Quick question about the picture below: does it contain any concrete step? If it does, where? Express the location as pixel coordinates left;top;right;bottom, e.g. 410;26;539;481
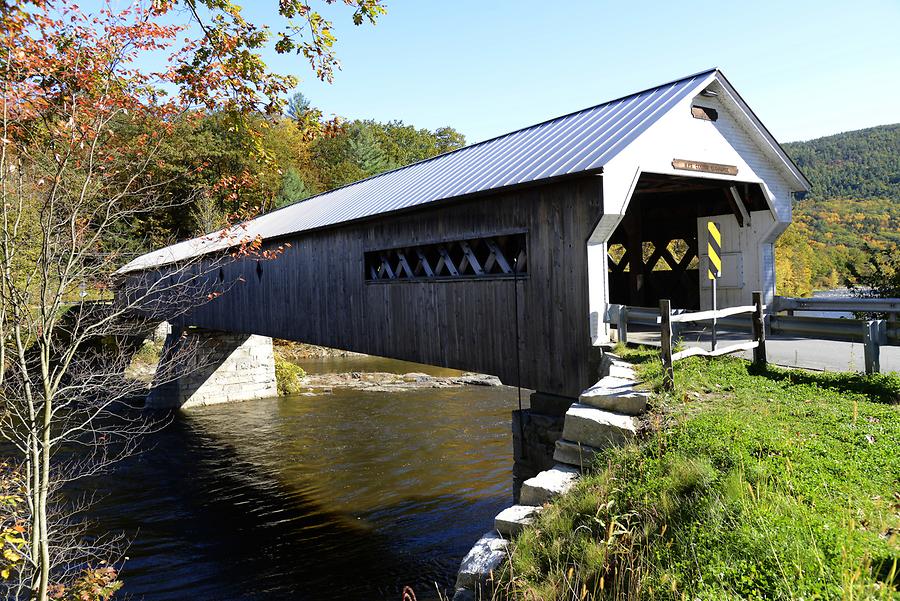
553;439;602;468
494;504;542;536
519;464;579;506
562;403;637;449
579;376;649;415
454;530;509;593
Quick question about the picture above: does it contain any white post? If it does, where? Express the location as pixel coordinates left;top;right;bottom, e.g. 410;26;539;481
711;277;718;351
587;242;610;344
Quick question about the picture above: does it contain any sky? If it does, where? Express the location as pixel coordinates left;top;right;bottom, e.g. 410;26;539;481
236;0;900;145
94;0;900;145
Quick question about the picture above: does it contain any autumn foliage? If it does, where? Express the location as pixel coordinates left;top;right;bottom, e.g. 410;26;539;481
0;2;385;600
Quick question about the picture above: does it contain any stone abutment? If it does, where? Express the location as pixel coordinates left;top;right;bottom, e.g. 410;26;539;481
146;326;277;409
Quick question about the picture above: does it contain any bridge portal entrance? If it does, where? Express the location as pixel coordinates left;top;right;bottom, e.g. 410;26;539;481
606;173;771;311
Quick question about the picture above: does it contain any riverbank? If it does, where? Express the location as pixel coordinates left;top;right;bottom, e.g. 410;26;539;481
127;337;501;394
497;346;900;599
294;371;501;394
275;340;368;360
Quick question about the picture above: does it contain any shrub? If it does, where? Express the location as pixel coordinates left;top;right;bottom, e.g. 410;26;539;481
274;356;306;396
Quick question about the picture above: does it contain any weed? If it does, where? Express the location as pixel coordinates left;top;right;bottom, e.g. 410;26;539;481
274;355;306;396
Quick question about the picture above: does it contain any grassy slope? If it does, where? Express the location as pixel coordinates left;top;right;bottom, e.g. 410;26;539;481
500;349;900;600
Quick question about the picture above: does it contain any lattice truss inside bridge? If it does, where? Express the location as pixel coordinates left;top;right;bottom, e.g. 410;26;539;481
365;233;528;281
607;239;699;275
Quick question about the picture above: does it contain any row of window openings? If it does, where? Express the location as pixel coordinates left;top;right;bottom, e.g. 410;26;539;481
221;237;692;281
212;236;527;284
366;234;528;281
226;238;694;281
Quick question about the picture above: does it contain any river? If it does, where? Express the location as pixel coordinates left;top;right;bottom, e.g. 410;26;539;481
82;356;517;600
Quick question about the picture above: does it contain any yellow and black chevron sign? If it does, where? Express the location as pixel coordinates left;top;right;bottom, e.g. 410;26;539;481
707;221;722;280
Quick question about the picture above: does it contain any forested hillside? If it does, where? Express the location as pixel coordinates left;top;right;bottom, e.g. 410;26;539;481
775;124;899;296
130;93;465;251
784;124;900;200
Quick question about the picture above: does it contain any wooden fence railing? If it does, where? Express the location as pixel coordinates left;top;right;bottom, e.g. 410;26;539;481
607;293;900;379
658;291;766;390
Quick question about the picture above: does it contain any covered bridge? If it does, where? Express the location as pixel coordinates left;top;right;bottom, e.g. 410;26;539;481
120;68;810;403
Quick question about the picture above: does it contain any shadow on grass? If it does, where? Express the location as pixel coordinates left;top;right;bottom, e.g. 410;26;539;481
747;363;900;405
615;344;658;366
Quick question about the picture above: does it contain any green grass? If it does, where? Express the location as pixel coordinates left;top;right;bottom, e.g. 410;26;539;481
499;348;900;600
131;340;162;365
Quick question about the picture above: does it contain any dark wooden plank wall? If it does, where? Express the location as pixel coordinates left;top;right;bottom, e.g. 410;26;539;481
166;176;604;398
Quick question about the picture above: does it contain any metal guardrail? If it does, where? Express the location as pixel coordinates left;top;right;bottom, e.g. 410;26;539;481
770;315;869;343
774;296;900;315
606;294;899;375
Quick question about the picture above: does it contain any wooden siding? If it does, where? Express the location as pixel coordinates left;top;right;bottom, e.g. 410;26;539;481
158;177;604;398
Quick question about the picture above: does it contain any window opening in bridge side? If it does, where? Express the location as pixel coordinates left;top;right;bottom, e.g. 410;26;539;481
365;233;527;282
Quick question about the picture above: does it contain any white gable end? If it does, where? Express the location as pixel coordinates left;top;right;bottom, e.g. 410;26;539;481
602;75;803;225
588;73;808;340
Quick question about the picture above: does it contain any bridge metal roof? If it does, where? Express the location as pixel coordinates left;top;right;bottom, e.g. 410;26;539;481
121;69;725;273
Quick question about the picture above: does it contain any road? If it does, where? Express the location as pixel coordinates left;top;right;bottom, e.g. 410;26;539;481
625;328;900;374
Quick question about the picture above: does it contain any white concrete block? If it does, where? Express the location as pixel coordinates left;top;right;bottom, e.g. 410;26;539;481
519;464;579;506
454;531;508;591
494;504;542;537
562;404;636;449
553;439;601;468
579;376;649;415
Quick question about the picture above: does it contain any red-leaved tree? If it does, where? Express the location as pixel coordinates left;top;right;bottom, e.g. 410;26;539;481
0;2;385;599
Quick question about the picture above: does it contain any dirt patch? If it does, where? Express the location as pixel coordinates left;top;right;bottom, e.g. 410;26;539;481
274;340;366;360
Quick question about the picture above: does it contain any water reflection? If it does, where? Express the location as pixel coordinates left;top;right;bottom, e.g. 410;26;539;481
86;359;516;600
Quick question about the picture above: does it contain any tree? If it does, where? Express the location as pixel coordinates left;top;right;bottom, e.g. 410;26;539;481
130;106;465;242
307;119;466;191
434;126;467;155
775;224;816;297
784;125;900;202
0;2;384;600
275;167;313;207
359;119;466;168
349;124;393;175
285;92;343;141
847;243;900;302
140;112;287;242
190;191;228;235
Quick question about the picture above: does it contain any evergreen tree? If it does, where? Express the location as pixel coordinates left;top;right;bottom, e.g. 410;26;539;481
348;125;392;175
276;167;313;207
286;92;314;121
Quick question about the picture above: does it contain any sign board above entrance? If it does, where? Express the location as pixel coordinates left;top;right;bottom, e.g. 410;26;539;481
672;159;739;176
